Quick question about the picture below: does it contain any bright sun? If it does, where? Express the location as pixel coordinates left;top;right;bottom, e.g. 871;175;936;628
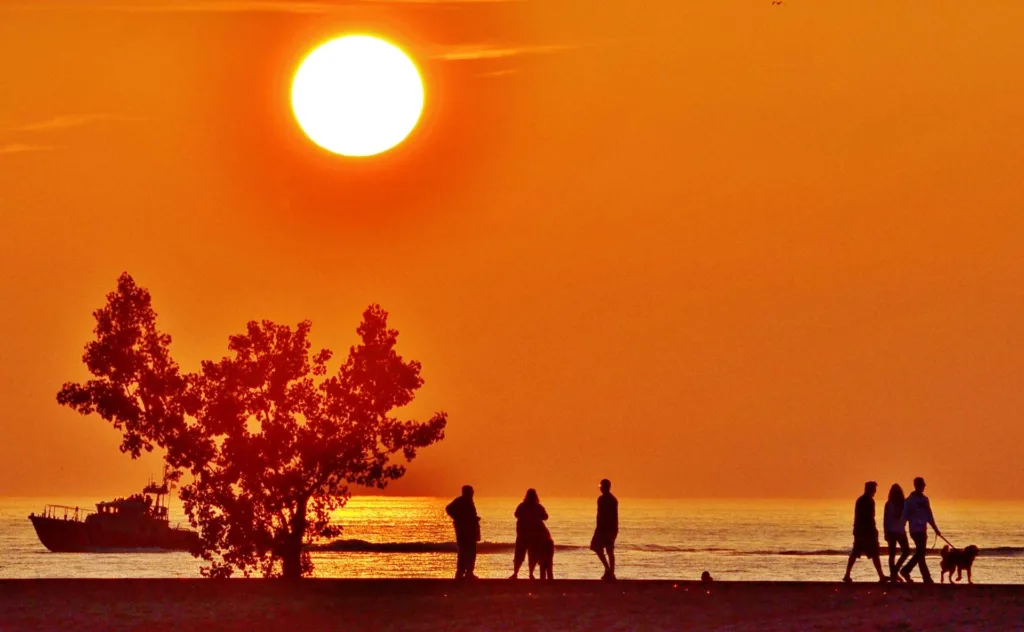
291;35;424;157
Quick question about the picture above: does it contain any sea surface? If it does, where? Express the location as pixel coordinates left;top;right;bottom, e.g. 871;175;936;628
2;496;1022;583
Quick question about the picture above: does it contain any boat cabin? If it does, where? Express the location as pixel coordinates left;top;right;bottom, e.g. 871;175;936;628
94;482;171;521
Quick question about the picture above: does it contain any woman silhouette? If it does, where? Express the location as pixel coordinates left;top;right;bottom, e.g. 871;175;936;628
510;488;548;579
884;483;911;581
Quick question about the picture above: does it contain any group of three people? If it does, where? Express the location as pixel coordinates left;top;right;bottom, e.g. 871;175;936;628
845;476;943;584
445;479;620;580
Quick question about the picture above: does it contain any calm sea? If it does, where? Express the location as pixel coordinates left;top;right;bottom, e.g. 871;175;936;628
1;496;1022;583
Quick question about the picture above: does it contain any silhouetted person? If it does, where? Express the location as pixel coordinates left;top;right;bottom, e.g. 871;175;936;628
591;478;618;580
531;523;555;580
843;481;888;583
510;488;548;579
884;483;911;582
446;485;480;580
899;476;942;584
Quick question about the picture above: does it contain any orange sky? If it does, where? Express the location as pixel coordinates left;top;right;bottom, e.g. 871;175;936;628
2;0;1023;500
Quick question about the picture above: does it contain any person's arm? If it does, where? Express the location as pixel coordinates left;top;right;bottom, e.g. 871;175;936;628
926;498;940;536
445;500;456;519
899;500;910;530
514;504;522;519
540;506;549;521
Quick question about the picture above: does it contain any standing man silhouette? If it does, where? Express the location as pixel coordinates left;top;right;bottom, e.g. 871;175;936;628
590;478;619;580
446;485;481;580
843;481;888;583
899;476;942;584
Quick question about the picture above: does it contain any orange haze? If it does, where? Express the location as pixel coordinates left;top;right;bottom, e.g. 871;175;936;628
2;1;1023;500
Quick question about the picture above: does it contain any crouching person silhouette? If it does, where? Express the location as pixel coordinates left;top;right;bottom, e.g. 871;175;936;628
530;523;555;580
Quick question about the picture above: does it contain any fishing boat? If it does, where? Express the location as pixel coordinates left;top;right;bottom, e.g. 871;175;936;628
28;480;198;552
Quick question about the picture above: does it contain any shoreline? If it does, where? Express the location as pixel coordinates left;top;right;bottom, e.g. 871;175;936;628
2;579;1022;631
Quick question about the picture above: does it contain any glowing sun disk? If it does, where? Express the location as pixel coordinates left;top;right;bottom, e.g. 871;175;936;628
291;35;424;157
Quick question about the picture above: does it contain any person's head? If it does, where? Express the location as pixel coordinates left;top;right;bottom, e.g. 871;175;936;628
461;485;474;499
525;488;539;504
864;481;878;497
913;477;926;493
600;479;612;494
888;483;905;504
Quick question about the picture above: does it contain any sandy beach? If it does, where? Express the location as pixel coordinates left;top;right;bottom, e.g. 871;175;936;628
2;579;1022;631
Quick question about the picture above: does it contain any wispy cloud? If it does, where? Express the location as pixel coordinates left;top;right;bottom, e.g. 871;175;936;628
93;1;342;13
0;0;522;13
478;68;520;79
434;43;576;62
10;114;117;134
0;143;53;156
0;0;522;12
0;113;134;158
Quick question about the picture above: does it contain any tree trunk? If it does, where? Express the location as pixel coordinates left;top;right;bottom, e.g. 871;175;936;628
281;538;303;580
281;498;309;580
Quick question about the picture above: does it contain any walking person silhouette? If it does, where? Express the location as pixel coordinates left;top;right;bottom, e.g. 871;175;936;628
883;483;912;582
843;481;889;583
446;485;481;580
590;479;618;580
899;476;942;584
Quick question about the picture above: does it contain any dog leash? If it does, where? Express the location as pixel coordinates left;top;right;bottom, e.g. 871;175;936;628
933;532;955;550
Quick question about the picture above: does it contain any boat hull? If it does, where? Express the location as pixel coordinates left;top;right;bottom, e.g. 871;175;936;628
29;515;198;553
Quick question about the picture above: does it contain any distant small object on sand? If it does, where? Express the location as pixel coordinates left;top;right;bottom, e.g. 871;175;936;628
701;571;714;583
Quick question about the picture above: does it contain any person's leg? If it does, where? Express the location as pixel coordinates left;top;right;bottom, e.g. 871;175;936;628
466;541;477;578
545;540;555;580
511;537;526;578
607;547;616;578
910;532;932;583
886;535;897;578
528;543;537;579
592;531;610;577
871;554;887;580
596;548;610;577
902;536;921;580
844;552;857;581
455;543;466;579
895;534;911;575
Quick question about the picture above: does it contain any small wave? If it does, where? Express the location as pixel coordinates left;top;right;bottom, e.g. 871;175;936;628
310;540;1024;558
309;540;588;554
749;546;1024;558
630;545;735;554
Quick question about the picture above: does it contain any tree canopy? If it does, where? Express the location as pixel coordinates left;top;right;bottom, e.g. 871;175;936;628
58;273;447;578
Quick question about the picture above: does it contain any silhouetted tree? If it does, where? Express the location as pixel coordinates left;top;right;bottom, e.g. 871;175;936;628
58;273;447;578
